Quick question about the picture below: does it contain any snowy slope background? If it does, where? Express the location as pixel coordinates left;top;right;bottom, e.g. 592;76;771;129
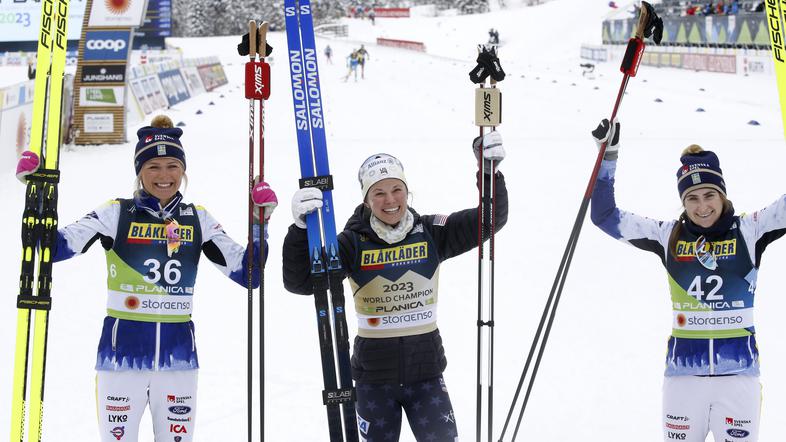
1;0;785;440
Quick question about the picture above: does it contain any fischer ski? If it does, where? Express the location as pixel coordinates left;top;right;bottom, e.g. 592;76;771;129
10;0;70;441
283;1;358;441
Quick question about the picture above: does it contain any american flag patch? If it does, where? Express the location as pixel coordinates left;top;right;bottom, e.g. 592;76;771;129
433;214;448;226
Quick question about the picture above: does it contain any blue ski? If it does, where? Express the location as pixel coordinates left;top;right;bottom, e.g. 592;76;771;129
283;1;358;441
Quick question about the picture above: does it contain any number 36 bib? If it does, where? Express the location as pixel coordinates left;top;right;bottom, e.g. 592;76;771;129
105;199;202;323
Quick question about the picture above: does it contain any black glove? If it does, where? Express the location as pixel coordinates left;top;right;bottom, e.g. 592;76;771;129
469;46;505;83
591;119;621;161
237;31;273;57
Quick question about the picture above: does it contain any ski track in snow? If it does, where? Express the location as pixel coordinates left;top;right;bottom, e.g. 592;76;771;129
1;0;784;440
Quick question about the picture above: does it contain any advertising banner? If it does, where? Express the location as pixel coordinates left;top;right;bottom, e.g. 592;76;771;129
0;0;87;42
83;113;114;133
84;30;131;61
88;0;146;27
81;65;127;83
79;86;125;107
180;66;206;96
196;63;228;91
158;69;190;106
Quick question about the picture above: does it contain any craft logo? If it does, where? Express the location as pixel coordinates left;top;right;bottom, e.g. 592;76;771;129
127;223;194;244
361;242;428;270
675;239;736;261
105;0;132;14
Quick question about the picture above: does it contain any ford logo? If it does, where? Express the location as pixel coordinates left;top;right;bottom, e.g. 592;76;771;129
168;406;191;415
726;429;750;438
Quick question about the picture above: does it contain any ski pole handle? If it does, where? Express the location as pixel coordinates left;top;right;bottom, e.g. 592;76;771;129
249;20;257;60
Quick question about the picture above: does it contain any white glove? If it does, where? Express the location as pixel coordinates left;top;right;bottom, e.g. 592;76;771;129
591;118;620;161
291;187;323;229
473;131;506;171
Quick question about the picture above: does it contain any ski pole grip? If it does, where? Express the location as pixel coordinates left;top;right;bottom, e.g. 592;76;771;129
620;37;645;77
299;174;334;191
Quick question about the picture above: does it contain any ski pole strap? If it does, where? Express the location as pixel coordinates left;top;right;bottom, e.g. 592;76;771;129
28;168;61;183
322;387;355;405
477;319;495;327
299;174;334;191
17;295;52;310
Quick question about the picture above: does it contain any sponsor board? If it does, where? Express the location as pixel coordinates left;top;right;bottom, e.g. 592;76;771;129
84;30;131;61
0;0;86;42
80;86;125;107
157;69;191;106
88;0;146;27
82;65;127;83
180;66;206;96
84;113;114;133
377;38;426;52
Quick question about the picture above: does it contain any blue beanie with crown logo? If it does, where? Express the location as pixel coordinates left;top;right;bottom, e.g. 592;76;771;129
676;150;726;200
134;126;186;175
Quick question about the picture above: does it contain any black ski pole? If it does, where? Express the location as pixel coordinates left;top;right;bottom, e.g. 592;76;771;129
245;19;257;442
470;45;505;442
258;21;269;442
497;4;662;441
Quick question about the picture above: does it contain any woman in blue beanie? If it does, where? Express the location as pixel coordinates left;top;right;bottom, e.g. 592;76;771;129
590;118;775;442
16;114;278;442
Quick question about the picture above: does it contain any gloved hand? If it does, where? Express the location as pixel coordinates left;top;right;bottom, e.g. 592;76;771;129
591;118;621;161
291;187;323;229
16;150;40;183
252;177;277;222
473;131;506;172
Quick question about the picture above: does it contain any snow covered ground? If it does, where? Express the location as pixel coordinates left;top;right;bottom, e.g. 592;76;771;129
1;0;785;440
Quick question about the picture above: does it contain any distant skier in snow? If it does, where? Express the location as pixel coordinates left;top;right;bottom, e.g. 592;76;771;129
324;44;333;64
356;44;370;79
590;119;773;442
488;28;500;45
344;50;360;82
282;133;508;441
15;114;279;442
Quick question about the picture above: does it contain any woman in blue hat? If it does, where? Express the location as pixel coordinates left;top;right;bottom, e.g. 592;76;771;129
590;118;776;442
16;114;278;442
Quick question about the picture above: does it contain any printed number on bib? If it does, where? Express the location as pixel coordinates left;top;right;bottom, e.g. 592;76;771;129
143;259;182;284
687;275;723;301
383;282;414;293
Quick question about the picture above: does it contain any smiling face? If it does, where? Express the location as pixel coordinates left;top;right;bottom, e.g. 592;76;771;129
683;187;724;228
139;157;184;205
366;178;408;226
